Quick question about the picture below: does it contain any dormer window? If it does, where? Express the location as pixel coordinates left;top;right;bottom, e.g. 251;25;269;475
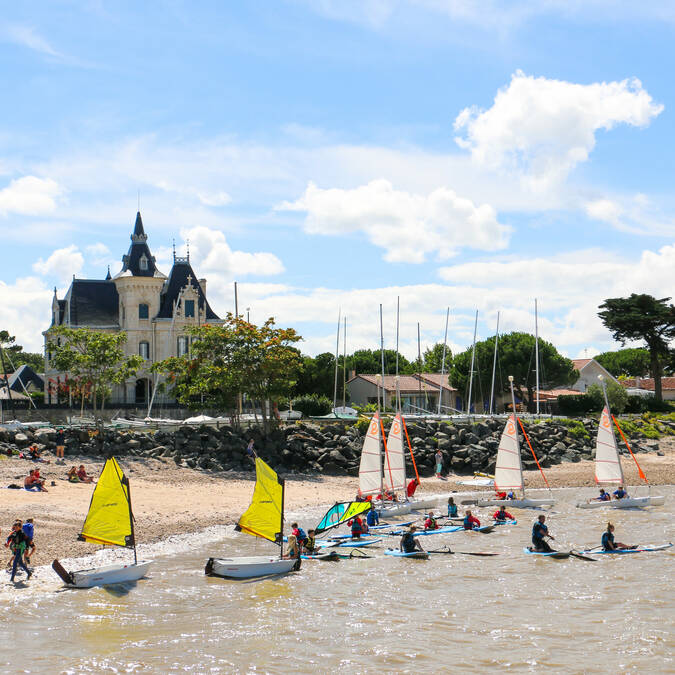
140;255;148;271
185;300;195;318
139;303;149;319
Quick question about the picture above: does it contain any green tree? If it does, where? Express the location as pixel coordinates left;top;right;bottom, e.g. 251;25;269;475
586;381;628;414
349;348;413;376
451;332;576;412
422;343;452;373
594;348;651;378
294;352;336;398
0;331;44;373
598;294;675;401
46;328;144;413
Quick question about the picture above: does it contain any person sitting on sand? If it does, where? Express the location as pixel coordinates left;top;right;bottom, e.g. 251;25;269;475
406;477;420;499
77;465;94;483
400;526;424;554
24;470;47;492
595;489;610;502
28;445;50;464
612;485;629;500
366;507;379;527
447;497;458;518
67;466;80;482
531;515;555;553
493;505;514;522
424;512;439;531
463;510;480;530
601;523;634;552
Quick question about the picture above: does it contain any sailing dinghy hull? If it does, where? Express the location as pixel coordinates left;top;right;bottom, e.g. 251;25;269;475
206;556;297;579
577;495;665;509
477;498;554;508
53;560;152;588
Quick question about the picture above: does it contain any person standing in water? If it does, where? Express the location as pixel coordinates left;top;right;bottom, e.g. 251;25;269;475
601;523;634;551
447;497;458;518
531;515;555;553
366;507;379;527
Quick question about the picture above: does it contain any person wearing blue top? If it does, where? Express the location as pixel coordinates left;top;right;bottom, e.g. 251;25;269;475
366;508;379;526
447;497;458;518
595;489;611;501
613;486;629;500
21;518;35;565
601;523;632;551
531;515;555;553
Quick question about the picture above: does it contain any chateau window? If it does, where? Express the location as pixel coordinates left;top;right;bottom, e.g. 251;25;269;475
139;341;150;359
139;303;149;319
177;336;189;357
140;255;148;271
184;299;195;318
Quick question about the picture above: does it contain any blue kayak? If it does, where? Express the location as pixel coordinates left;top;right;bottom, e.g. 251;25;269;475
466;525;495;534
369;519;415;530
300;551;340;560
493;519;517;526
384;548;429;559
386;525;463;537
523;547;570;559
316;538;382;548
581;543;672;555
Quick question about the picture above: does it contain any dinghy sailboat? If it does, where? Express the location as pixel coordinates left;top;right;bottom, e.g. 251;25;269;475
205;457;300;579
52;457;151;588
478;376;554;508
576;376;665;509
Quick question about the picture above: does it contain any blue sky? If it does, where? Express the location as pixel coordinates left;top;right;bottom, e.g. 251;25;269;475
1;1;674;360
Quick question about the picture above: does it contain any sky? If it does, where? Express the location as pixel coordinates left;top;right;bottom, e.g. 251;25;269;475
1;1;674;361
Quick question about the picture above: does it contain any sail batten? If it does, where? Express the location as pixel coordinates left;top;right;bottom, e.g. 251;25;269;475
315;501;372;534
235;458;284;544
594;406;624;485
384;414;406;492
358;412;384;496
79;457;134;549
494;414;524;492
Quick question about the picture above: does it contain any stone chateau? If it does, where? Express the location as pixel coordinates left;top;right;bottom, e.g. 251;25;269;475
44;212;222;406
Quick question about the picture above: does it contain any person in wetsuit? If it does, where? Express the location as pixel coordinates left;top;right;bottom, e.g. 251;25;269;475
400;526;424;553
595;489;611;501
601;523;633;551
531;515;555;553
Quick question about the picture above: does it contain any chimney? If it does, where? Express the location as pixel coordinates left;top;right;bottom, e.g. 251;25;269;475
199;278;206;294
349;370;356;379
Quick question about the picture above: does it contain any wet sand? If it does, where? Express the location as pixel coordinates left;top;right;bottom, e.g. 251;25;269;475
1;439;672;564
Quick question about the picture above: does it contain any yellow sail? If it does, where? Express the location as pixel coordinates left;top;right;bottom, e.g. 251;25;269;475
79;457;135;548
235;458;284;544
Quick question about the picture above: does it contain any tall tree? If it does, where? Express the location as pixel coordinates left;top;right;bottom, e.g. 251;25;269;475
594;348;651;378
598;294;675;401
294;352;336;398
349;348;412;375
422;343;452;373
0;331;43;373
47;328;144;412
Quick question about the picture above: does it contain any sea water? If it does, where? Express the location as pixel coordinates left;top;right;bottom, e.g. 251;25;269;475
0;487;672;674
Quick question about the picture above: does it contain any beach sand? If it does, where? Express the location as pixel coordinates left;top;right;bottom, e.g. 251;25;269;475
1;439;673;564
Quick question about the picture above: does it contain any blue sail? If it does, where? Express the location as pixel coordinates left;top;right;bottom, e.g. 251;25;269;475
315;501;372;534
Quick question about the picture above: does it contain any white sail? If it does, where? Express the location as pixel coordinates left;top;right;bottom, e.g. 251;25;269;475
359;412;383;496
594;406;624;485
494;414;524;491
384;414;406;492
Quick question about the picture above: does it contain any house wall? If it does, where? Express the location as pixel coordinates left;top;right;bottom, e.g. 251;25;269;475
572;362;617;393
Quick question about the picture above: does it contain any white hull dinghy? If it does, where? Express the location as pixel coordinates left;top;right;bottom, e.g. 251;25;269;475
206;458;300;580
52;457;151;589
477;497;553;509
578;495;665;509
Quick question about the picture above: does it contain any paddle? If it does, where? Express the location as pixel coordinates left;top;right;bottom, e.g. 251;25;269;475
428;546;500;557
569;550;598;562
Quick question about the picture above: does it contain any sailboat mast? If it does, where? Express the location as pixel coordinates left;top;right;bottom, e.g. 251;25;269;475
122;466;138;565
489;311;500;415
535;299;540;415
438;307;449;416
379;304;386;413
333;309;341;414
279;478;285;558
467;310;478;414
376;374;384;498
342;316;347;410
508;375;524;497
395;297;401;412
417;322;422;411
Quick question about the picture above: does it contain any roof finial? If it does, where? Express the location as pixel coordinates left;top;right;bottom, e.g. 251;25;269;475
172;239;176;262
186;238;190;262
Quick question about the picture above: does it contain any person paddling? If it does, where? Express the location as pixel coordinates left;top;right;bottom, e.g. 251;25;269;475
493;505;514;522
424;512;439;531
531;515;555;553
447;497;458;518
601;523;634;551
400;526;424;554
463;510;480;530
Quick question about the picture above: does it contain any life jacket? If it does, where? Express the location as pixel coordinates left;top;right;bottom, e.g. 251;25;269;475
293;527;307;543
401;532;416;553
425;517;437;530
448;504;458;517
305;536;316;551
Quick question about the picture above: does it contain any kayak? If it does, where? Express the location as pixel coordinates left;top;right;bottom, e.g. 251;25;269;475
466;525;495;534
385;525;463;537
384;548;429;559
581;543;673;555
523;547;570;559
329;533;381;540
369;519;415;530
316;538;382;548
493;519;517;526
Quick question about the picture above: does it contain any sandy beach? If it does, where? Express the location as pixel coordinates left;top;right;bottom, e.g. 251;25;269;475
1;439;673;564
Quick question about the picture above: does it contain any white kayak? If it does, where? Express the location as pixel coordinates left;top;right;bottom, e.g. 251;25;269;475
52;559;152;588
477;498;554;508
577;495;665;509
205;556;298;579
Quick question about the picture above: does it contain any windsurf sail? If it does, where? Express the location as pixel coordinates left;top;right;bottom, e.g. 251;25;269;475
494;414;524;492
235;457;284;544
358;412;383;496
79;457;134;548
315;501;373;534
384;414;406;492
595;407;624;485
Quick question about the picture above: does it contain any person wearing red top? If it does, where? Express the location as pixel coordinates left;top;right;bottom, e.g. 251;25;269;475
495;491;507;500
424;513;439;530
492;506;514;521
406;478;419;498
463;510;480;530
77;465;94;483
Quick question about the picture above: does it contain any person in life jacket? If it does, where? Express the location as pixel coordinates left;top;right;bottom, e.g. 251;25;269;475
349;515;364;539
531;515;555;552
601;523;633;551
400;526;424;554
291;523;307;547
506;491;515;500
463;510;481;530
303;529;319;555
612;486;629;500
366;508;379;527
595;489;611;501
424;513;439;530
447;497;458;518
493;506;514;521
406;478;420;499
8;522;31;582
495;491;507;500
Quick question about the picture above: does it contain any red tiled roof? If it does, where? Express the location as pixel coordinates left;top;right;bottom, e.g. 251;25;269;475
416;372;456;391
535;388;582;400
571;358;592;370
621;377;675;391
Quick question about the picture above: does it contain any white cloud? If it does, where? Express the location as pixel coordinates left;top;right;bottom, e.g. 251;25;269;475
0;276;54;352
4;24;63;58
277;179;511;262
585;194;675;236
33;245;84;284
585;199;623;226
180;226;285;278
454;72;663;188
0;176;62;216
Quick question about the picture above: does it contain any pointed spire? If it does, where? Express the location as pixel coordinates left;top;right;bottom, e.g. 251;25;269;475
131;211;147;242
105;265;111;280
172;239;176;262
186;238;190;262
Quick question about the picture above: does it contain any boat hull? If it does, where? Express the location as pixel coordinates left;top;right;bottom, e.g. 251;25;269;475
206;556;298;579
60;561;152;588
577;495;665;509
581;543;672;555
477;498;554;508
523;547;569;559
